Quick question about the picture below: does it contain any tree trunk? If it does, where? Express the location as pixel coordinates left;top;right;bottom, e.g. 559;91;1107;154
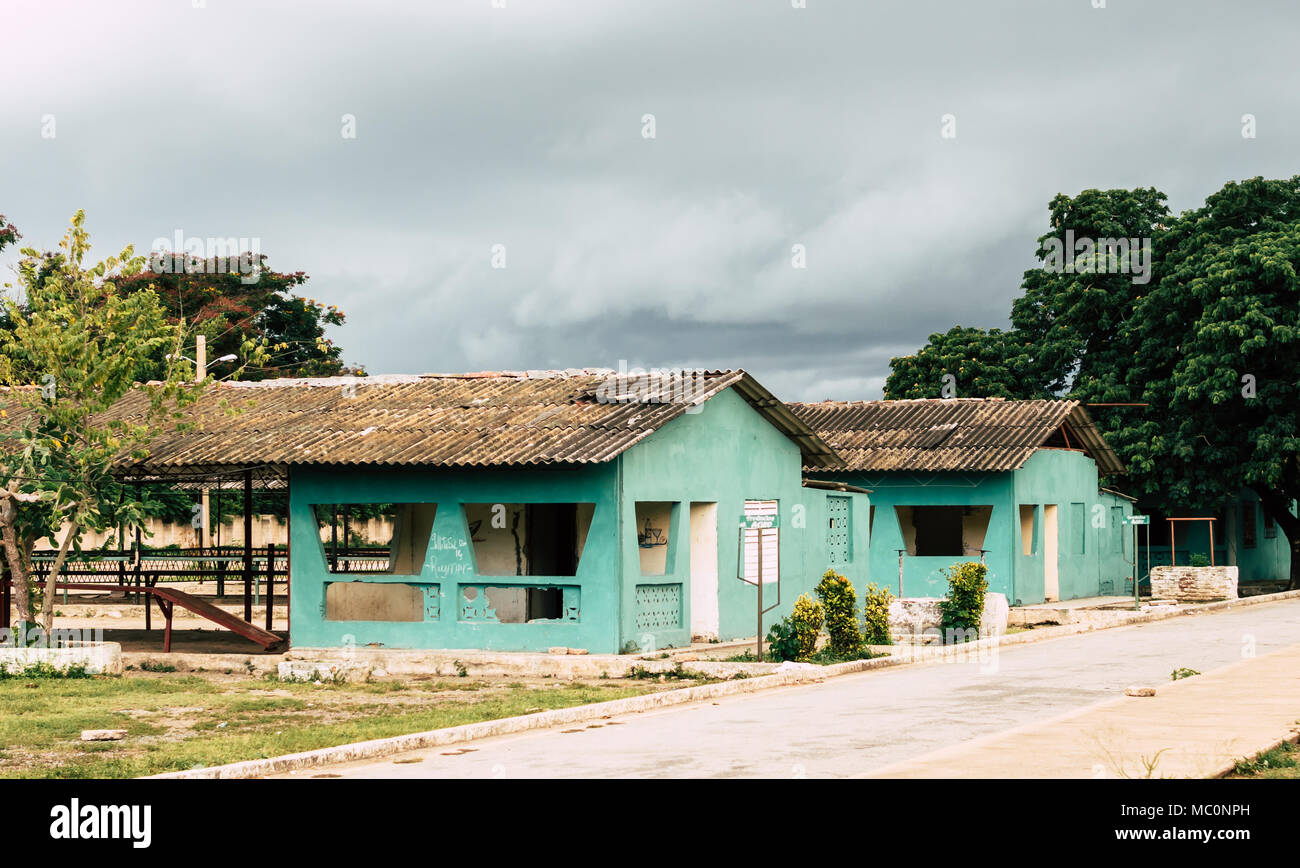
1254;487;1300;590
0;495;35;632
38;519;79;634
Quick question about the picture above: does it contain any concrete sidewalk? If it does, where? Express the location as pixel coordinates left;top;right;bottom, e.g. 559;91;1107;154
865;642;1300;779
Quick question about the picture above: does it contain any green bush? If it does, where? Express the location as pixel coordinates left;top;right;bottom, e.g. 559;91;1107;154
765;593;823;662
1189;553;1211;567
815;570;863;656
861;582;894;646
938;561;988;642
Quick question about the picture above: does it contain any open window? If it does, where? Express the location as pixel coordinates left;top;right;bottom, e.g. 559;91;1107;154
463;503;594;577
636;501;675;576
1019;504;1038;556
895;505;992;557
314;503;436;575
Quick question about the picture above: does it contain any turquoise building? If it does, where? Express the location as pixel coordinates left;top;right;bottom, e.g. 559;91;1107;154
1134;492;1291;589
789;398;1137;605
119;369;870;653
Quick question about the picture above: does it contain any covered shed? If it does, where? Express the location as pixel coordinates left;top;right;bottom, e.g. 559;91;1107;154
788;397;1132;605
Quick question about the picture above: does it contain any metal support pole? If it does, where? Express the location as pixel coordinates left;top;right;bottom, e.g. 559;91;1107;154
756;528;763;662
243;470;253;623
265;542;275;632
1133;519;1140;611
330;505;338;571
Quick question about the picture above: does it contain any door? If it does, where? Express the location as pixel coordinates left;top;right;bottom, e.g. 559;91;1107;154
689;503;719;641
1043;504;1059;602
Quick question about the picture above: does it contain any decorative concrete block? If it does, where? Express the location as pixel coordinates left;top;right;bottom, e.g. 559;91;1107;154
1149;566;1238;603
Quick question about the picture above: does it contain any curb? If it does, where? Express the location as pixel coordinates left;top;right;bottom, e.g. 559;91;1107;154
148;589;1300;779
1213;732;1300;779
149;658;903;779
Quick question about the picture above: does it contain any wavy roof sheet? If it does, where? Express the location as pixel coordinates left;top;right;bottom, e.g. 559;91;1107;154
98;369;843;475
787;398;1123;474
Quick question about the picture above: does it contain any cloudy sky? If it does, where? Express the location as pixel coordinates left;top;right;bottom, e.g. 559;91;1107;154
2;0;1297;400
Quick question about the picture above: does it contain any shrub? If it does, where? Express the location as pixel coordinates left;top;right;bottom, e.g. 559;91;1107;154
861;582;894;646
816;570;863;656
1189;553;1211;567
938;561;988;642
765;593;823;662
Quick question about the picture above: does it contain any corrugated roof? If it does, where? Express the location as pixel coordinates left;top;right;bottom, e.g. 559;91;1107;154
787;398;1124;474
97;369;843;474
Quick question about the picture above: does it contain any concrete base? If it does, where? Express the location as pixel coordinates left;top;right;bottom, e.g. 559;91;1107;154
1151;565;1238;603
278;660;373;683
889;593;1008;643
0;641;123;676
286;646;778;680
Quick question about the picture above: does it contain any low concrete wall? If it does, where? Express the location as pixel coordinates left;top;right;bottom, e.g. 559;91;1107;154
0;641;123;675
889;593;1008;644
1151;566;1238;603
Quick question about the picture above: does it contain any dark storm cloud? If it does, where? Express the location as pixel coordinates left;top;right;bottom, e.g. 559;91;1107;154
2;0;1297;399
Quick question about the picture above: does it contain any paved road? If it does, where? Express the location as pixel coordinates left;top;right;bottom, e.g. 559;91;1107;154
293;599;1300;779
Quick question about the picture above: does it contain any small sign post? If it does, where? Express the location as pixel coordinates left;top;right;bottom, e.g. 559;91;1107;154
1126;515;1149;610
737;514;780;661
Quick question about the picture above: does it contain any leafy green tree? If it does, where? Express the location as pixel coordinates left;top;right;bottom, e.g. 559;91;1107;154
0;212;202;636
1111;178;1300;585
1010;187;1169;398
887;177;1300;587
118;255;359;381
884;325;1046;399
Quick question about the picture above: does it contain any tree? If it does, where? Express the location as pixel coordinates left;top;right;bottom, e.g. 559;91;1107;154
884;325;1047;399
0;211;201;637
0;214;17;253
886;176;1300;588
1009;187;1169;398
1112;178;1300;586
117;254;358;381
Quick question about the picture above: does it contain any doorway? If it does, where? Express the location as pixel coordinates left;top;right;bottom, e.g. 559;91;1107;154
689;503;719;641
525;504;578;620
1044;504;1059;602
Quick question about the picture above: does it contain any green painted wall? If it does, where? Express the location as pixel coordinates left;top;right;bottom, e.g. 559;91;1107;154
288;464;625;653
826;449;1132;605
849;470;1015;600
1010;450;1133;605
1137;491;1291;584
615;387;870;650
287;385;869;653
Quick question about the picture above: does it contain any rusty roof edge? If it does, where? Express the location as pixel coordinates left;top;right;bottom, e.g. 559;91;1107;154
729;374;845;469
1065;402;1126;475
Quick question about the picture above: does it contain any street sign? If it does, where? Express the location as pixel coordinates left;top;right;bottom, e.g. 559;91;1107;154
1126;515;1149;525
738;515;779;529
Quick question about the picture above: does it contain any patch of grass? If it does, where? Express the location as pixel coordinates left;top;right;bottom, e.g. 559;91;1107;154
0;661;91;680
1170;667;1201;681
1231;740;1300;779
137;661;177;673
721;647;883;665
0;673;656;779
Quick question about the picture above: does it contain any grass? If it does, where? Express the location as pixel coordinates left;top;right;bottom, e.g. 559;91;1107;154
0;672;657;779
1230;740;1300;779
721;647;883;665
